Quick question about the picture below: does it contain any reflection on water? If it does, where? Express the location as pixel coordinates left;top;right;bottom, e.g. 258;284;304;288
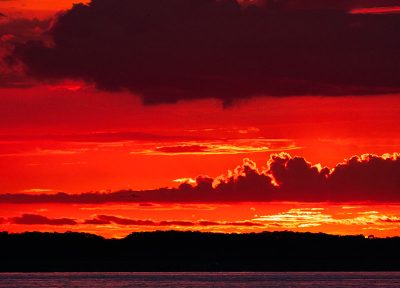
0;272;400;288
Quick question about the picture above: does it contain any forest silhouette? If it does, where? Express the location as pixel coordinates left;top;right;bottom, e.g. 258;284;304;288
1;231;400;271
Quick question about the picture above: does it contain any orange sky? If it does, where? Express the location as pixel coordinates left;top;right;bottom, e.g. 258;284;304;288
1;85;400;194
1;0;400;238
1;85;400;237
0;0;88;17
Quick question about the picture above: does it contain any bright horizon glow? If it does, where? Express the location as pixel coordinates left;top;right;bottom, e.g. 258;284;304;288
2;202;400;238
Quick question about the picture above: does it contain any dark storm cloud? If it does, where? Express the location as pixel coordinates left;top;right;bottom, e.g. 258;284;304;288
9;0;400;104
2;153;400;203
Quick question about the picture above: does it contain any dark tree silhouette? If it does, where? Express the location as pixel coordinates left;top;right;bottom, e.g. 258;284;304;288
1;230;400;271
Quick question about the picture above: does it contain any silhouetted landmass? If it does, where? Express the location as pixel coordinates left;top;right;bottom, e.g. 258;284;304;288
0;231;400;272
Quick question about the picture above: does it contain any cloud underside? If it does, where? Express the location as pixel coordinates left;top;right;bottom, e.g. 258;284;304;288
8;0;400;104
2;153;400;203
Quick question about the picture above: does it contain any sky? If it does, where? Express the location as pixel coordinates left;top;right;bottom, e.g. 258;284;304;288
1;0;400;238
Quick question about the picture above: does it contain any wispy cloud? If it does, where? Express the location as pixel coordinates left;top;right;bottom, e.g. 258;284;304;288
135;139;299;155
254;208;400;230
253;208;331;228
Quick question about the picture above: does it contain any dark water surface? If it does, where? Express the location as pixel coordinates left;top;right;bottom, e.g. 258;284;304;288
1;272;400;288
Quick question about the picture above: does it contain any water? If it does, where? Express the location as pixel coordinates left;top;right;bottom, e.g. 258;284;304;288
0;272;400;288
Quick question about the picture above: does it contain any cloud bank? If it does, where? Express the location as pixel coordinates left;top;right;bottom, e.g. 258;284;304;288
2;153;400;203
9;0;400;104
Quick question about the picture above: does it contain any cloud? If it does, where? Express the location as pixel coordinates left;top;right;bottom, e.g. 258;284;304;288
10;214;77;225
197;220;264;227
2;153;400;203
328;154;400;201
0;132;296;158
378;216;400;223
154;145;211;154
224;221;264;227
0;191;143;204
139;139;298;155
83;215;264;227
8;0;400;104
254;208;332;228
254;207;400;229
7;210;400;231
159;220;194;227
83;215;195;226
83;218;111;225
90;215;156;226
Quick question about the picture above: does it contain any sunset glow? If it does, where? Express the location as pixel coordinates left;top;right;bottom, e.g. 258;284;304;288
1;0;400;239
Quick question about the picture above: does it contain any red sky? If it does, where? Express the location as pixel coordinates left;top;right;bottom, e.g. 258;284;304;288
1;0;400;238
